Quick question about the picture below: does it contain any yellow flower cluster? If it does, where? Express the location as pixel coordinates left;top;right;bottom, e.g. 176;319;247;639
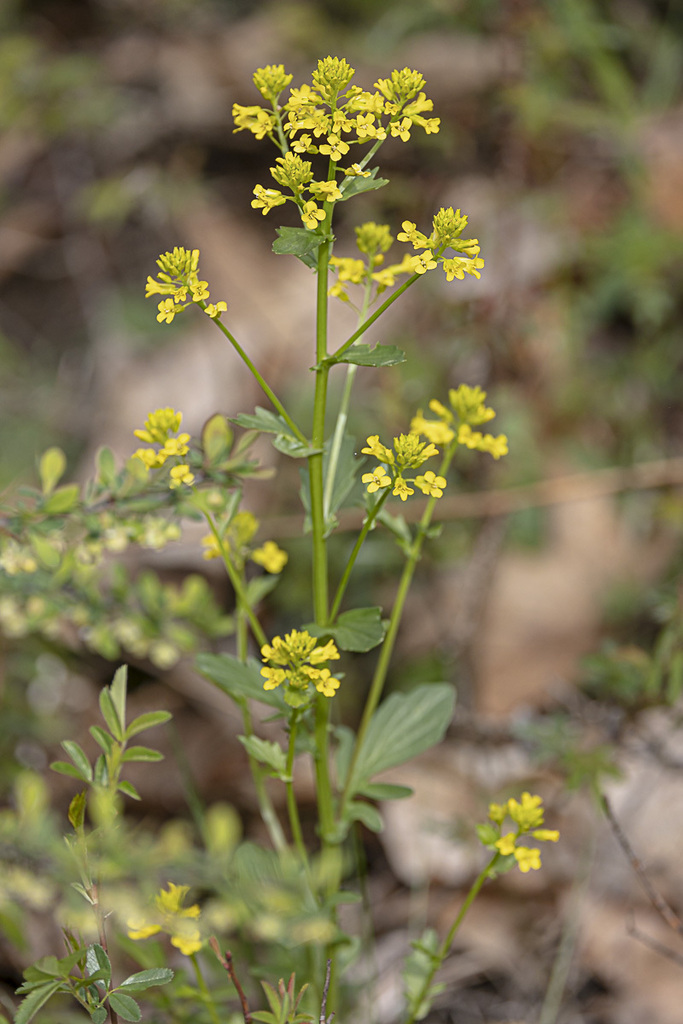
397;207;485;283
411;385;508;460
127;882;202;956
360;432;445;502
480;792;559;874
132;408;195;490
260;629;341;707
235;58;439;234
201;511;288;574
145;247;227;325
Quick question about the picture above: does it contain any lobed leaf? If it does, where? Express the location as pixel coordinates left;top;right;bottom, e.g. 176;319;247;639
197;652;286;711
345;684;456;795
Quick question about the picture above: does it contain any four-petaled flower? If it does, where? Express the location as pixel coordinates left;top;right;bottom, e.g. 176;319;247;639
204;302;228;319
362;467;391;493
127;883;202;957
251;541;288;574
415;470;447;498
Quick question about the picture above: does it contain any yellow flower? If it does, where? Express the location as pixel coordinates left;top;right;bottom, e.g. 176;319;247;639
532;829;560;843
309;639;340;664
204;302;227;319
392;476;414;501
408;251;437;275
514;846;542;873
495;832;516;856
251;185;287;215
157;298;181;324
201;534;222;560
488;801;508;826
251;541;288;574
342;162;371;177
169;465;195;489
301;201;326;230
127;883;202;956
507;792;544;831
362;467;391;494
361;435;394;464
309;179;343;201
315;668;340;697
415;470;447;498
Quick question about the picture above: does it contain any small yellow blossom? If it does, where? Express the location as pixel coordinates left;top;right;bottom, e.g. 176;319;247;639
251;541;288;574
201;534;222;560
204;302;227;319
514;846;542;873
127;883;202;957
507;792;545;831
342;163;371;177
532;829;560;843
361;436;394;464
301;201;326;230
495;832;516;856
169;465;195;489
251;185;287;215
315;668;340;697
408;251;437;275
157;298;181;324
362;467;391;493
414;470;447;498
393;476;414;501
309;179;343;202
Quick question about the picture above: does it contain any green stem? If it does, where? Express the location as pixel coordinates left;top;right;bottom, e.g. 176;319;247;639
329;489;389;623
204;310;307;445
204;513;267;648
190;952;222;1024
323;268;373;524
204;515;287;852
330;273;420;361
341;446;455;814
403;852;500;1024
285;711;311;869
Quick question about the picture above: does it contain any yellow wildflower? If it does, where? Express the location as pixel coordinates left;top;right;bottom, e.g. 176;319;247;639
169;465;195;489
514;846;542;873
414;470;447;498
362;467;391;494
251;541;288;574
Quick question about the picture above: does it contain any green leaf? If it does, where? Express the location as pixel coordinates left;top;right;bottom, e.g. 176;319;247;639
333;343;406;367
85;939;111;981
14;981;62;1024
28;532;61;569
61;741;92;782
118;968;174;992
196;652;286;711
99;688;123;741
476;823;500;847
345;684;456;795
68;791;87;830
357;782;413;800
51;760;88;781
91;1008;108;1024
272;434;322;458
39;446;66;495
238;736;288;778
108;992;142;1022
117;780;141;800
90;725;115;755
232;406;289;435
339;166;389;200
96;446;116;486
272;225;326;262
202;413;233;465
306;607;386;653
120;746;164;763
110;665;128;735
43;484;80;514
347;800;384;832
71;882;95;904
125;710;172;739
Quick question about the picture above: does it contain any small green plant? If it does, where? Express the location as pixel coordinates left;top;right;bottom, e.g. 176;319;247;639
1;57;559;1023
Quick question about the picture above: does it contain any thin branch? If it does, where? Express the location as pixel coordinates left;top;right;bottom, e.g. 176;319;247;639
627;916;683;968
320;959;334;1024
210;939;251;1024
599;794;683;936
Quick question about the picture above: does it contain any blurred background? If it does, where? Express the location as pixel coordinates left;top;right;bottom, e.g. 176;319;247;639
2;0;683;1021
